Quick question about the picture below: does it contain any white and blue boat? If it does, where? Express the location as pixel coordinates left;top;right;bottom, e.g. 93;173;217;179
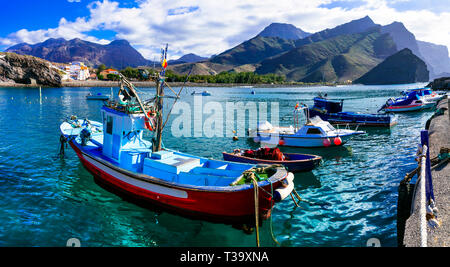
249;104;366;148
401;88;445;103
379;90;436;112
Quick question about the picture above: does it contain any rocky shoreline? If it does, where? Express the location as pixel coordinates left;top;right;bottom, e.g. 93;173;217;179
0;52;61;87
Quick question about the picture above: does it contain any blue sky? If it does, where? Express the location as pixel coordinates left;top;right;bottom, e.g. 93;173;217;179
1;0;450;59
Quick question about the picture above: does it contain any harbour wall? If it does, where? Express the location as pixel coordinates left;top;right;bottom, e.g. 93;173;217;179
400;97;450;247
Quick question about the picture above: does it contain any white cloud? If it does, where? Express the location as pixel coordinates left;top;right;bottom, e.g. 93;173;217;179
1;0;450;60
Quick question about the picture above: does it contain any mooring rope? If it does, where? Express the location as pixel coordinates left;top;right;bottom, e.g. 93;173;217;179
251;177;260;247
268;180;281;246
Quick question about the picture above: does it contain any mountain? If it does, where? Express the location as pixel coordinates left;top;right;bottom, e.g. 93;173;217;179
258;23;310;40
354;48;429;85
5;38;150;69
380;21;423;62
210;36;297;66
294;16;378;47
209;16;378;69
256;27;397;82
417;40;450;78
168;53;208;65
378;22;450;78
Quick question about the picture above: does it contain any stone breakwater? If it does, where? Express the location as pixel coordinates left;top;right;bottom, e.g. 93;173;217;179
0;52;61;87
403;98;450;247
427;77;450;90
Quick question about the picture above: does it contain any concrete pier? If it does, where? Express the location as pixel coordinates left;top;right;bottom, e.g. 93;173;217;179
403;97;450;247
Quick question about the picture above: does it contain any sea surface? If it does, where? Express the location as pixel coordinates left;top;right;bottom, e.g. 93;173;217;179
0;83;433;247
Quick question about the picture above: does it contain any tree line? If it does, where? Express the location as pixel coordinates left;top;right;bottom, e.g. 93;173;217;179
95;64;286;84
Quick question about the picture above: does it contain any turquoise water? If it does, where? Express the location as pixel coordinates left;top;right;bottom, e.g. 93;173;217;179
0;83;432;247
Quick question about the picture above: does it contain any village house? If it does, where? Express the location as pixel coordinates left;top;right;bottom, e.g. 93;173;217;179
99;68;119;79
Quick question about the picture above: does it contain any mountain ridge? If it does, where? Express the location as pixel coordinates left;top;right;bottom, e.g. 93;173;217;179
6;38;151;69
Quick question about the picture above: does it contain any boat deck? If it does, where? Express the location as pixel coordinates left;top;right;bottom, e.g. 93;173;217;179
74;134;254;187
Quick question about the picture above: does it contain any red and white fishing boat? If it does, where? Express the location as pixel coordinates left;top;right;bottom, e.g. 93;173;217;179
59;46;295;224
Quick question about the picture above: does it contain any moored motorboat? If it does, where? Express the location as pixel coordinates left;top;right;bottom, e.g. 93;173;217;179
223;148;322;173
60;46;294;224
308;96;397;127
401;88;445;103
248;104;366;148
191;90;211;96
379;90;436;112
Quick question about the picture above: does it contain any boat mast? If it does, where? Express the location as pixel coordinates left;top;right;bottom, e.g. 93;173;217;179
154;44;168;152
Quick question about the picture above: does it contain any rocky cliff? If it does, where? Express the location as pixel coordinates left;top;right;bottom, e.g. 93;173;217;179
0;52;62;87
354;48;429;85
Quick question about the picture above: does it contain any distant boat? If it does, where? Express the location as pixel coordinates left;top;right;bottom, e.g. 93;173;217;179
251;90;256;95
223;148;322;173
379;90;436;112
401;88;445;103
191;90;211;96
248;104;365;148
308;96;397;127
86;93;110;100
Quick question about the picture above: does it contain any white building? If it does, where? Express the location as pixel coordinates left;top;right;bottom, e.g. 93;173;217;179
58;62;90;81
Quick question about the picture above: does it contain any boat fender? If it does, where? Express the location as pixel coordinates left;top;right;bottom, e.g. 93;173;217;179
273;172;294;202
278;139;286;146
334;137;342;145
323;138;331;147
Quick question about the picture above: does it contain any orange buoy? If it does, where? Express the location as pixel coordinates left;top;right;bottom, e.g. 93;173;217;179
279;139;286;146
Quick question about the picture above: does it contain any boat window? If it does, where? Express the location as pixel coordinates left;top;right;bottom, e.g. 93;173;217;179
306;128;322;134
106;116;113;135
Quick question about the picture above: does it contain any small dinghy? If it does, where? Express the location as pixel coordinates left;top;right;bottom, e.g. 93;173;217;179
86;93;110;100
379;90;436;112
191;90;211;96
248;104;365;148
223;148;322;173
